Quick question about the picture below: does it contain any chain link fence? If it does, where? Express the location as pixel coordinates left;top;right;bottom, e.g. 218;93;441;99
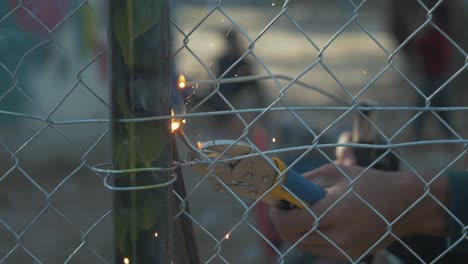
0;0;111;263
1;0;467;263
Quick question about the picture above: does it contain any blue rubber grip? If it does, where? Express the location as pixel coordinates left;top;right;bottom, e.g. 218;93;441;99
283;169;326;205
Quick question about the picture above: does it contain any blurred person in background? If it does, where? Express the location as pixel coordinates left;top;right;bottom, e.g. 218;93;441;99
390;1;455;139
204;28;266;115
191;28;268;139
211;27;275;258
195;27;289;261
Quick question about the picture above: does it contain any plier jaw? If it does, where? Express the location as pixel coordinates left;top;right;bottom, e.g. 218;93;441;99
190;140;326;208
190;140;279;204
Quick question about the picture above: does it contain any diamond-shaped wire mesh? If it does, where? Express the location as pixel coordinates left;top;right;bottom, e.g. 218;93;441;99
0;1;110;263
1;0;467;263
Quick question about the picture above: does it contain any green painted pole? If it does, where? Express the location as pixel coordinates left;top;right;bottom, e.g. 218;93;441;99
108;1;173;263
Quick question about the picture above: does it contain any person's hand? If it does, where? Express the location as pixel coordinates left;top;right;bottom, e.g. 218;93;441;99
270;133;448;261
272;164;425;261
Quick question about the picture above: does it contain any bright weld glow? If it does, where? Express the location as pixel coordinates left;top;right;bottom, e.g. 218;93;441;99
225;233;231;240
123;257;130;264
272;3;275;6
178;74;186;89
154;232;159;237
172;121;181;132
171;110;184;133
272;137;276;143
197;142;202;150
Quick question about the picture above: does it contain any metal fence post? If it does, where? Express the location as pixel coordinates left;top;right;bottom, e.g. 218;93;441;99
171;138;201;264
108;1;174;263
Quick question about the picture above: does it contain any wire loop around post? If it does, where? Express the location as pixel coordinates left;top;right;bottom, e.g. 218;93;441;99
103;171;178;191
91;163;180;191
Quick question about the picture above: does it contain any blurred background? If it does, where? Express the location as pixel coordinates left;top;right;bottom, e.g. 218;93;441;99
0;0;467;263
